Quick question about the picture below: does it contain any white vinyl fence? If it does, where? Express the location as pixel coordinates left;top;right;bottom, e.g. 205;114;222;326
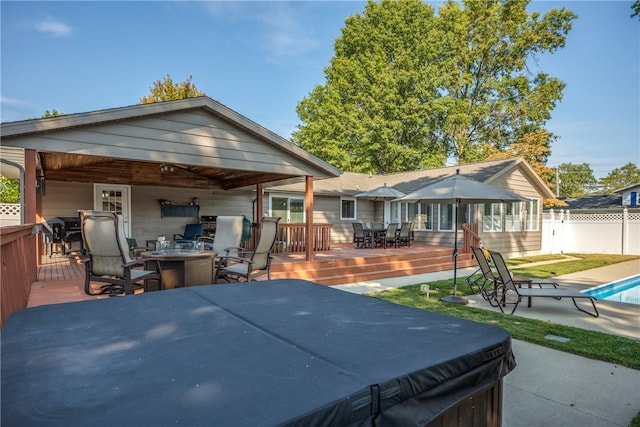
0;203;21;227
541;208;640;255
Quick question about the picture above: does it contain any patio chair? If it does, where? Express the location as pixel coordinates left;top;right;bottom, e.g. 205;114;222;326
198;216;244;257
488;249;599;317
80;210;160;296
466;246;499;299
467;246;557;299
126;238;154;259
397;222;413;247
173;223;204;244
352;222;371;248
382;223;399;248
214;217;281;283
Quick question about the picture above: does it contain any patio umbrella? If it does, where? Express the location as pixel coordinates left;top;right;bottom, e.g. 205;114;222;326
355;184;406;225
355;184;406;201
394;169;528;304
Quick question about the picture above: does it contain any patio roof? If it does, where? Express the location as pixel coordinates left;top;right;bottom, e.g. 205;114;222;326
0;97;341;190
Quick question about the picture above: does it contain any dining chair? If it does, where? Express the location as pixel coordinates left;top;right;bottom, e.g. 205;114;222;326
383;223;400;248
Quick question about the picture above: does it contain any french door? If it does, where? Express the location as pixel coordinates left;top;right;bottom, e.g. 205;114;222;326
93;184;132;236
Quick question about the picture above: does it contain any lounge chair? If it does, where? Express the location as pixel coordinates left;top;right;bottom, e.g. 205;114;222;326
468;246;558;299
488;250;599;317
214;217;280;282
80;210;160;296
466;246;499;301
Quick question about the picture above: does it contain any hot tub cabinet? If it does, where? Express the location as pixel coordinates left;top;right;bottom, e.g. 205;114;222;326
1;279;515;426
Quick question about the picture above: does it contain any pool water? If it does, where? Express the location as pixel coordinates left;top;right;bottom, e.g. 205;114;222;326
583;275;640;305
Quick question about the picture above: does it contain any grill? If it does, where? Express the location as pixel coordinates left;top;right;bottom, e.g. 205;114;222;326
46;216;84;255
200;215;217;237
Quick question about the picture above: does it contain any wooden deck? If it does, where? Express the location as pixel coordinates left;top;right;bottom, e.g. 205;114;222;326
30;243;475;308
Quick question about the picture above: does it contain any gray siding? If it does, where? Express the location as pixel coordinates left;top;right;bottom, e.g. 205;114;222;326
42;181;255;245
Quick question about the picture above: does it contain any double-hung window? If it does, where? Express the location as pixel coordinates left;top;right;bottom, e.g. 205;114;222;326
340;197;357;221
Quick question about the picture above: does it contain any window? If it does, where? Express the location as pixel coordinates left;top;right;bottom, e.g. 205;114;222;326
438;204;454;231
340;197;357;220
405;202;433;230
483;203;503;231
271;195;305;223
421;203;433;230
456;204;469;230
505;202;522;232
524;199;539;231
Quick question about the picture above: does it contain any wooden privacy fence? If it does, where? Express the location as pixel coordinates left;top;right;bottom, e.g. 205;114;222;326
1;224;39;330
244;223;332;253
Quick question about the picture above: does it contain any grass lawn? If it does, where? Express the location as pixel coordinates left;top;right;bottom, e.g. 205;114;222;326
371;254;640;370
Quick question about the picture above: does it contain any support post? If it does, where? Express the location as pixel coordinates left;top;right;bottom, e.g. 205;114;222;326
305;176;314;262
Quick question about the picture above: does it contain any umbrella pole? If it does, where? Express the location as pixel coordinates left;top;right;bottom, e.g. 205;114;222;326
441;201;469;305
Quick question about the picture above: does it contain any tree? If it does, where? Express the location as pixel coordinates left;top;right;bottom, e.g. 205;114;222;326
599;163;640;193
556;162;597;197
632;0;640;19
139;75;205;104
435;1;574;163
293;0;575;173
293;0;447;173
0;175;20;203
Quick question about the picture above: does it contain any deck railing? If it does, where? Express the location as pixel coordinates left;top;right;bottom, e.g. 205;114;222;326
1;224;39;330
244;223;332;253
462;223;480;254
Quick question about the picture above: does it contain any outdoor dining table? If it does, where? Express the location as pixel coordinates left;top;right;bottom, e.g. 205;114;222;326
363;225;387;248
1;279;515;427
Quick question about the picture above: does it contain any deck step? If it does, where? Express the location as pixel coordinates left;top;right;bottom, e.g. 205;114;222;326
270;250;476;286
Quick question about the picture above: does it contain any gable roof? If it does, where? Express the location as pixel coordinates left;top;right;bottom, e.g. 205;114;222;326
268;158;555;199
0;97;341;190
613;182;640;193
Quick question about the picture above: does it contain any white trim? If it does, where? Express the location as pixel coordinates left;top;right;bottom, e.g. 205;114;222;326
340;197;357;221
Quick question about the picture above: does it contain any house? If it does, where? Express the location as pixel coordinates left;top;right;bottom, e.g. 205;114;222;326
615;182;640;208
1;97;552;258
265;158;554;256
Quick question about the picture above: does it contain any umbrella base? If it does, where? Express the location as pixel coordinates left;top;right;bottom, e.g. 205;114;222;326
441;295;470;305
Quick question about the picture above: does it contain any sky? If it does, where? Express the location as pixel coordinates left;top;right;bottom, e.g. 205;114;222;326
1;1;638;179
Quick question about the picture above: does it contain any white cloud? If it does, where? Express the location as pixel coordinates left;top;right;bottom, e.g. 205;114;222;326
199;2;319;62
0;96;32;107
33;19;72;37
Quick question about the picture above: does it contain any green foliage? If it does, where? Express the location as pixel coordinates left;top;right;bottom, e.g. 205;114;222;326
632;0;640;19
42;109;63;118
0;175;21;203
293;0;575;173
139;75;205;104
294;0;447;173
599;162;640;193
555;162;597;197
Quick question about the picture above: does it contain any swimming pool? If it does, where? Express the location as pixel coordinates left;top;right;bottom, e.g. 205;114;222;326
583;275;640;305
